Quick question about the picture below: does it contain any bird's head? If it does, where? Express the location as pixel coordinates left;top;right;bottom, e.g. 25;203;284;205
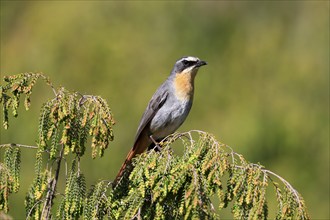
171;56;207;76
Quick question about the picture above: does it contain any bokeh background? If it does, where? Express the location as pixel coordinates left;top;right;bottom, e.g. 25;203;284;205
1;1;329;219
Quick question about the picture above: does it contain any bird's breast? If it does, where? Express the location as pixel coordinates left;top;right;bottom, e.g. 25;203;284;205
173;72;195;101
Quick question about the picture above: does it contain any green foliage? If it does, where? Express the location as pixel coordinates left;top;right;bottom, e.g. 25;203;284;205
37;87;115;159
111;131;310;220
0;73;115;219
0;145;21;212
0;73;310;219
56;160;86;219
83;181;110;219
24;152;50;220
0;73;52;129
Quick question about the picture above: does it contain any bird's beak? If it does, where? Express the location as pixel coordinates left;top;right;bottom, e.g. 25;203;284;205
195;60;207;67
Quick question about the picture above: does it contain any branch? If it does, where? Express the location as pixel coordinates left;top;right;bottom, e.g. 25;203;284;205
41;144;64;219
0;143;38;149
35;73;57;96
265;169;305;212
26;199;44;220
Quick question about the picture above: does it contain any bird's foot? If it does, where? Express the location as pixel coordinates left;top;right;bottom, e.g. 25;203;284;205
149;135;162;151
153;144;162;152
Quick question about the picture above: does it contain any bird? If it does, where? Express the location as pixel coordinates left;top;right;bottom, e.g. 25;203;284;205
113;56;207;187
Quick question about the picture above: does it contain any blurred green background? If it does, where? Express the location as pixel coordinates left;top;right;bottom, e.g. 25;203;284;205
0;1;328;219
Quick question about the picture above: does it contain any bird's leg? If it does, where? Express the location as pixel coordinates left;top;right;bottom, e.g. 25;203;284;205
149;135;162;151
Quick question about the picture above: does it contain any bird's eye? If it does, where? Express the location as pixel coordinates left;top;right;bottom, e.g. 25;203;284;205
182;60;189;65
182;60;195;66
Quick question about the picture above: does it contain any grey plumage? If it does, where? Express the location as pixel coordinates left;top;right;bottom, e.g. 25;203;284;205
113;56;207;187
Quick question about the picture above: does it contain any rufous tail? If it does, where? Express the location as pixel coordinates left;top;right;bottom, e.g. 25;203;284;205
112;149;135;188
113;133;151;188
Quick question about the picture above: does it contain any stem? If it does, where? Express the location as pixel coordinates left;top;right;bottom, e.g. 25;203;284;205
264;169;303;209
41;144;64;219
26;199;44;220
0;143;38;149
39;73;57;96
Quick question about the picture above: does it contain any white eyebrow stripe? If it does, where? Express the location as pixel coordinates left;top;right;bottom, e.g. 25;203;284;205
182;56;199;62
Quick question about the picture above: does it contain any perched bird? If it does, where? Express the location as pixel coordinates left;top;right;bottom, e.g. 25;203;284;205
113;56;207;187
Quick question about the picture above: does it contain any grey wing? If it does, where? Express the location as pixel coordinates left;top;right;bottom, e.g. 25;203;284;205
134;82;169;143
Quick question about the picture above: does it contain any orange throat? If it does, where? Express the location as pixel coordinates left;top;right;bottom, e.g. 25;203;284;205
174;72;196;101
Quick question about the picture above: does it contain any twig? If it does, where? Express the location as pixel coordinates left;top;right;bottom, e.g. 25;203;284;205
41;144;64;219
0;143;38;149
26;199;45;220
264;169;304;210
131;207;141;220
38;73;57;96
